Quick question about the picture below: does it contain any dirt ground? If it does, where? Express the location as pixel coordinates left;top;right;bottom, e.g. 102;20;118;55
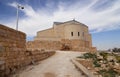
13;51;86;77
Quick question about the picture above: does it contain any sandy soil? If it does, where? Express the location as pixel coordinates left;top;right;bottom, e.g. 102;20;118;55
14;51;86;77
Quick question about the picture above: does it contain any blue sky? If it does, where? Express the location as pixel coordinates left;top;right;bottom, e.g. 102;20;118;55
0;0;120;50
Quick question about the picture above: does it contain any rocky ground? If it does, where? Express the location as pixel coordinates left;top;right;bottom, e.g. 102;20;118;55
13;51;86;77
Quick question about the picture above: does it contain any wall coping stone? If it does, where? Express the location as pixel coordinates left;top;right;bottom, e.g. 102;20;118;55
71;59;95;77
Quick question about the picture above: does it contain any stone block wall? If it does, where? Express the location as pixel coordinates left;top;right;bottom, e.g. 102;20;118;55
61;39;90;51
25;50;55;64
27;41;62;51
0;24;26;69
0;24;55;77
90;47;97;52
26;39;96;52
77;59;94;70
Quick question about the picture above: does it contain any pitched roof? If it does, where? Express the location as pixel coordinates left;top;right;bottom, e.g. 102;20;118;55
53;20;88;28
53;22;63;25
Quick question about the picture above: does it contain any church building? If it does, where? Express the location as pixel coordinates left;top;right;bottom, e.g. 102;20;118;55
27;20;96;52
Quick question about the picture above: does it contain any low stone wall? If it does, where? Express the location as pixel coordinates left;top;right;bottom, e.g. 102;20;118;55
25;50;55;64
77;59;94;70
0;24;55;77
0;50;55;77
27;39;96;52
72;59;95;77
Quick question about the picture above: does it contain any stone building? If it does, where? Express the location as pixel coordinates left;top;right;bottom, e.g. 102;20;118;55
27;20;96;52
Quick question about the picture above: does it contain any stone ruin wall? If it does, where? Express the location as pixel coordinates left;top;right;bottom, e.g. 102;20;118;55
27;39;96;52
0;24;55;76
27;40;62;51
0;24;26;69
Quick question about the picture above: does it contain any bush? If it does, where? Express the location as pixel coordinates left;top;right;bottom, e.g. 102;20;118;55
93;60;101;67
97;68;118;77
115;55;120;63
83;52;97;59
112;48;120;52
99;52;108;60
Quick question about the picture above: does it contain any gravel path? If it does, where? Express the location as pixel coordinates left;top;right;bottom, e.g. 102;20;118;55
16;51;86;77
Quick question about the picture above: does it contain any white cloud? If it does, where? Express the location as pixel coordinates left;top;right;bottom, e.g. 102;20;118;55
4;0;120;36
8;2;17;8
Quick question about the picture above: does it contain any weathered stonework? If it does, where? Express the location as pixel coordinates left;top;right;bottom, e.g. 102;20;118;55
27;39;96;52
0;24;55;77
0;24;26;68
27;20;96;52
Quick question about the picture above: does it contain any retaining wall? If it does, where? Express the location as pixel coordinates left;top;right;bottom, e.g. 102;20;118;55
27;39;96;52
0;24;55;77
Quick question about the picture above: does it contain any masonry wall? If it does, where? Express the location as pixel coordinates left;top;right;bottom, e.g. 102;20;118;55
27;40;62;50
54;24;65;39
26;39;96;52
35;22;91;41
61;39;90;51
64;23;88;40
34;21;94;51
0;24;26;69
0;24;55;77
35;28;61;41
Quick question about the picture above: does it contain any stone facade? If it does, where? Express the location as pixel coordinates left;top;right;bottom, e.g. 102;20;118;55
35;20;91;43
28;20;96;52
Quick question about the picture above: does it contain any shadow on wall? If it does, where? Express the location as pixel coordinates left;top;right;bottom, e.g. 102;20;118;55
61;44;71;51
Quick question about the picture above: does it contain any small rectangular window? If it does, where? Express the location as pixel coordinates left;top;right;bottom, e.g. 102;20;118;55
78;32;80;36
71;32;73;36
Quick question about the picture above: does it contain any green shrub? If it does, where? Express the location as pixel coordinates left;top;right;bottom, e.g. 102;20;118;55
83;52;97;59
115;55;120;63
99;52;108;60
93;60;101;67
112;48;120;52
97;68;118;77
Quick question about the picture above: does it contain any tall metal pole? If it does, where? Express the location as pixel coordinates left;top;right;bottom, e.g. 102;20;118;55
16;4;24;30
16;4;19;30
